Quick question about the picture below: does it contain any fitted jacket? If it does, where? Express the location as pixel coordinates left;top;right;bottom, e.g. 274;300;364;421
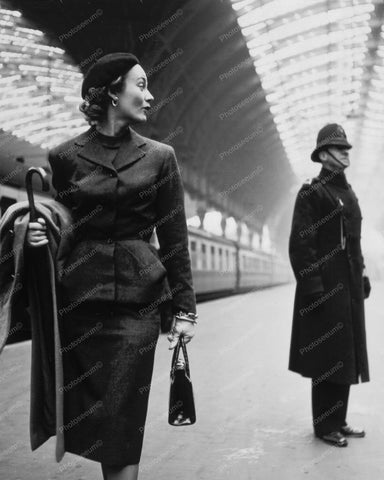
288;167;369;384
48;126;196;332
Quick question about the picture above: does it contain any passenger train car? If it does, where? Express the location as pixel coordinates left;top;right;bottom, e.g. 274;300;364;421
0;183;292;342
186;225;291;298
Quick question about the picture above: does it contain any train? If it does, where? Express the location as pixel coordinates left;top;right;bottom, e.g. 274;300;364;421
0;183;292;342
185;225;291;298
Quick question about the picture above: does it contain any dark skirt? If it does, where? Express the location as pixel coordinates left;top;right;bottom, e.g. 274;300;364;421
59;300;160;465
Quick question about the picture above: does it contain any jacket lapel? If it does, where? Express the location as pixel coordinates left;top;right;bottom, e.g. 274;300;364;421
74;127;147;172
113;128;147;172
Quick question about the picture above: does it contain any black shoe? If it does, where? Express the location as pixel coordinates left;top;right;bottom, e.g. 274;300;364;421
340;424;365;438
317;431;348;447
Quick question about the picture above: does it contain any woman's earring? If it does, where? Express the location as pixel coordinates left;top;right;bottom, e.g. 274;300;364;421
111;97;118;107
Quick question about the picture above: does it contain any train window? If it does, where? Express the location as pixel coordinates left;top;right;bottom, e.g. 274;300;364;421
225;250;229;272
218;247;223;271
262;259;269;273
0;196;16;217
264;259;272;273
232;251;236;271
190;240;197;269
201;243;207;270
210;245;215;270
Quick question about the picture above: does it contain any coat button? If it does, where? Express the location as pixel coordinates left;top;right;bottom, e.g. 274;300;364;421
107;238;113;244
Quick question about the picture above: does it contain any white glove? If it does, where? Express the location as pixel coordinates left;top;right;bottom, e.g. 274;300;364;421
167;318;195;350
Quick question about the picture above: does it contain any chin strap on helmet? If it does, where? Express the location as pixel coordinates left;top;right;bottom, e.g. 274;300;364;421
326;149;346;169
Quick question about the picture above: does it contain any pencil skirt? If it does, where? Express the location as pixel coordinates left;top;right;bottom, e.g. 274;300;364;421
60;300;161;465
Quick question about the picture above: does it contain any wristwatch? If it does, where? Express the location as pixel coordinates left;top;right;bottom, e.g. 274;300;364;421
174;310;198;324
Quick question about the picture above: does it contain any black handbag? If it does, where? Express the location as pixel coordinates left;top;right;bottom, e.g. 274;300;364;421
168;336;196;426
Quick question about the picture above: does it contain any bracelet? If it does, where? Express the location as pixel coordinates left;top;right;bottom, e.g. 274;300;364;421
174;310;198;324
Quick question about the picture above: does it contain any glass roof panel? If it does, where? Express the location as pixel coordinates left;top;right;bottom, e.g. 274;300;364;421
230;0;381;222
0;6;86;149
230;0;384;231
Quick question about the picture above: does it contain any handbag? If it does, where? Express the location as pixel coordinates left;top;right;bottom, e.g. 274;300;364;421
168;336;196;426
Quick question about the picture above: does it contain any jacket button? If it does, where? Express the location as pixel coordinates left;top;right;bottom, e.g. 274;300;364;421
107;238;113;244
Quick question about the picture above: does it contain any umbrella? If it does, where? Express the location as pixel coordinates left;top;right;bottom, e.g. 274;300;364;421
25;166;59;451
25;167;50;222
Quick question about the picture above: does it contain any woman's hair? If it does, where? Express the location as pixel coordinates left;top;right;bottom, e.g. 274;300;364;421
79;74;128;126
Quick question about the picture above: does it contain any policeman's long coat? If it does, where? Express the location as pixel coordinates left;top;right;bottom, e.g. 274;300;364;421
288;168;369;384
48;126;196;332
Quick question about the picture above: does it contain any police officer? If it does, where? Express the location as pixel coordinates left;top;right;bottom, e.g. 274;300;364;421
288;123;371;447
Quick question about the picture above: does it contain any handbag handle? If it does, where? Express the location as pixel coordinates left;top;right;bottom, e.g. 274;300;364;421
170;337;182;376
171;336;191;378
180;336;191;378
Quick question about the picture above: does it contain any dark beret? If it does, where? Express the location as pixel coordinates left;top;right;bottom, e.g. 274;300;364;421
81;52;140;99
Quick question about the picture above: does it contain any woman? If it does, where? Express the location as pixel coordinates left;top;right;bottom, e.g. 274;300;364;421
27;52;197;480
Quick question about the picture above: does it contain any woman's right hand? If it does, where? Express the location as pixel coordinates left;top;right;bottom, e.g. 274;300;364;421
27;217;48;247
167;318;196;350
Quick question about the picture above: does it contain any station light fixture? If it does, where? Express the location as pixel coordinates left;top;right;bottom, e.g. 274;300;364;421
0;5;86;150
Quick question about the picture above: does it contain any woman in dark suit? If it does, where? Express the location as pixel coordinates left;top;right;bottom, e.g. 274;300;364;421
27;52;197;480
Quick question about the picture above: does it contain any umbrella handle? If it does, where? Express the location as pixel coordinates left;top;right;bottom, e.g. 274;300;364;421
25;167;49;222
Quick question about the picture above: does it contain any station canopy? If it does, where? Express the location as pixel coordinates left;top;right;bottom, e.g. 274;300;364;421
0;0;296;235
230;0;384;229
1;0;384;234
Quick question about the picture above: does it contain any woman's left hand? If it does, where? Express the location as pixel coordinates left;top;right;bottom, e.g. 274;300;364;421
167;318;195;350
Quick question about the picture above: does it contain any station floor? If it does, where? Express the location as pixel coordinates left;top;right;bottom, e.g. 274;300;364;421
0;282;383;480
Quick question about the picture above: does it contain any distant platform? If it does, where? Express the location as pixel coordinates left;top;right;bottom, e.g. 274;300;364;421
1;283;383;479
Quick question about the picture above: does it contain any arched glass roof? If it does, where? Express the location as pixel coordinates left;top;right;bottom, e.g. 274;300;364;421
230;0;384;228
0;6;85;150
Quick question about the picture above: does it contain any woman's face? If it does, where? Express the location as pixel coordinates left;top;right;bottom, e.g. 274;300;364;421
114;64;154;124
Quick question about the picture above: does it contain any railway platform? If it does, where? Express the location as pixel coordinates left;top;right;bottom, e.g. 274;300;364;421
0;283;383;479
